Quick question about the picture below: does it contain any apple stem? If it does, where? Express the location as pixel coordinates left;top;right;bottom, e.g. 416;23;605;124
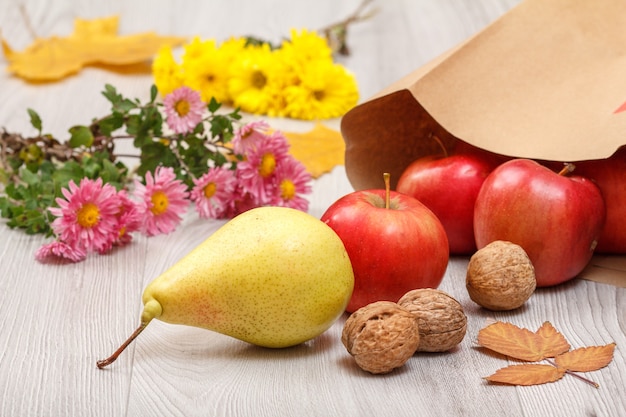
383;172;391;209
558;163;576;176
96;322;148;369
429;132;448;157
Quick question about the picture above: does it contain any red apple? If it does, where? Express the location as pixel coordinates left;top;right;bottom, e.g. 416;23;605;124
396;152;498;254
575;146;626;253
474;159;606;287
321;182;449;313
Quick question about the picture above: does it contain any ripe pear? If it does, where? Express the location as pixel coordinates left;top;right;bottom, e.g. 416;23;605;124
97;206;354;368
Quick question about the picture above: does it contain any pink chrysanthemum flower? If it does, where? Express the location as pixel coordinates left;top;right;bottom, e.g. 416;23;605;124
163;86;205;134
48;178;120;254
134;166;189;236
35;240;87;263
236;132;290;204
270;155;312;211
113;190;142;246
190;166;238;219
231;120;271;154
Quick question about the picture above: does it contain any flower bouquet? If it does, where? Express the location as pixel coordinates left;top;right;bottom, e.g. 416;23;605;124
0;84;312;263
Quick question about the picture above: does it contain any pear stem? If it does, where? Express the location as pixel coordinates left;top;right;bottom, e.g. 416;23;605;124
383;172;391;209
96;322;148;369
558;163;576;176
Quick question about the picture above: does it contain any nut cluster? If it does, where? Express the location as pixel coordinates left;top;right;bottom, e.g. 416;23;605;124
341;289;466;374
466;240;536;310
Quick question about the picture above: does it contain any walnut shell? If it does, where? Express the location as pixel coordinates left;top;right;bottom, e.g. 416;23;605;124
397;288;467;352
466;240;536;311
341;301;420;374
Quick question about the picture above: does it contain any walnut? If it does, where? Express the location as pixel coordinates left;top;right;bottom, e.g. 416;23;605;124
341;301;420;374
397;288;467;352
466;240;536;311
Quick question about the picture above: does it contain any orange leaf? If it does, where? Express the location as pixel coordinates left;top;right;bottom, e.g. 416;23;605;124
535;321;571;358
284;123;345;178
554;343;616;372
2;16;186;82
485;364;566;386
477;321;547;362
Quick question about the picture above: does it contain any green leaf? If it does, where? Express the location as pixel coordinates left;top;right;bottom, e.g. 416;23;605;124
4;183;20;200
98;113;125;136
20;167;40;187
127;108;163;147
210;114;235;139
102;84;121;105
17;209;50;235
7;155;23;172
142;106;163;136
0;196;10;216
114;98;137;114
68;125;94;148
27;108;43;133
137;142;178;177
150;84;158;103
99;159;125;188
52;160;85;188
193;122;205;135
38;160;56;178
207;97;221;113
229;107;242;121
83;158;101;179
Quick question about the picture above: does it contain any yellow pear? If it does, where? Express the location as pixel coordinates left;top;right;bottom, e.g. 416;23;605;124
97;206;354;368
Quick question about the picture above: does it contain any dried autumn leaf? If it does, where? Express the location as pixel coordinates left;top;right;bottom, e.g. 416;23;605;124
555;343;616;372
2;15;186;82
479;321;617;388
485;364;566;386
535;321;571;358
478;321;572;362
477;321;546;362
284;123;345;178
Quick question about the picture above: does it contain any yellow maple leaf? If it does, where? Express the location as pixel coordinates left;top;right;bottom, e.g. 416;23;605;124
2;15;186;82
555;343;616;373
485;364;566;386
283;122;345;179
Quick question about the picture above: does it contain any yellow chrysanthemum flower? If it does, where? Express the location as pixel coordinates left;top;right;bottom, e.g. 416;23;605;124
228;44;289;116
218;36;248;61
283;60;359;120
182;37;217;64
179;38;232;104
280;29;333;65
275;29;334;87
152;46;184;96
183;51;232;104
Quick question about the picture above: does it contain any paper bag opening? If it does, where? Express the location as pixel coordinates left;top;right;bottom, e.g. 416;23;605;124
342;0;626;191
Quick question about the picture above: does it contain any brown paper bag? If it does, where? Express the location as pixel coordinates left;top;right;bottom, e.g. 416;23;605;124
340;0;626;287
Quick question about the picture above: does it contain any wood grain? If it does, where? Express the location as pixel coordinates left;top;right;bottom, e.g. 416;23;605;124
1;0;625;416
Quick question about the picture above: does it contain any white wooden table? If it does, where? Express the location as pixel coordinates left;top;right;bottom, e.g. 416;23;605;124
1;1;624;416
